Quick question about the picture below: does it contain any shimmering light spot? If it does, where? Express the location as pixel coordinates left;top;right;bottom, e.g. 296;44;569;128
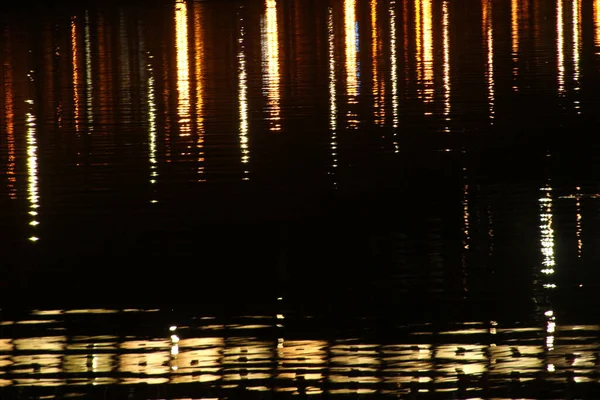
194;3;206;180
147;53;158;202
26;103;40;243
262;0;281;131
572;0;581;112
421;0;434;113
539;185;555;276
344;0;359;129
175;0;191;137
238;12;250;178
371;0;385;126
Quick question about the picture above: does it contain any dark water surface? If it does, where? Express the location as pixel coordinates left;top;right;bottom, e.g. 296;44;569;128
2;0;600;397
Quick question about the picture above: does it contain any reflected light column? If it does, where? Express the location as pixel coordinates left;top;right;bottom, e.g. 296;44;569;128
421;0;434;113
263;0;281;131
344;0;359;129
371;0;385;126
238;10;250;179
595;0;600;52
175;0;192;137
483;0;495;124
390;0;399;150
71;16;82;133
539;184;556;356
26;99;40;242
147;53;158;204
328;7;338;186
194;2;206;180
4;46;16;199
572;0;581;113
511;0;519;91
442;0;451;130
85;11;94;133
575;187;582;257
557;0;565;95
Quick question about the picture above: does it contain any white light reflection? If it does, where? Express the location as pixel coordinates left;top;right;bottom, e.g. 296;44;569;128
557;0;565;95
390;0;399;150
575;187;582;257
344;0;359;129
26;99;40;242
328;7;338;186
442;0;451;130
539;185;555;275
147;53;158;202
483;0;495;124
238;11;250;179
371;0;385;126
572;0;581;113
85;11;93;133
262;0;281;131
421;0;433;113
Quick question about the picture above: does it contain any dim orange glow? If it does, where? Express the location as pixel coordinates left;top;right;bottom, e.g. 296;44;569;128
557;0;565;95
97;15;109;129
239;13;250;178
263;0;281;131
511;0;519;91
193;2;206;180
84;11;93;132
442;0;451;129
483;0;495;124
390;0;399;137
71;17;81;133
572;0;581;112
175;0;191;137
414;0;422;83
4;44;16;199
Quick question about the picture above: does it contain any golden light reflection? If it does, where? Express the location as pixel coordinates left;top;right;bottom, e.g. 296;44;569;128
71;16;81;133
414;0;422;82
26;99;40;242
390;0;399;148
238;12;250;178
483;0;495;124
194;2;206;180
263;0;281;131
557;0;565;95
511;0;519;91
4;42;16;200
421;0;434;112
147;54;158;202
344;0;359;129
371;0;385;126
595;0;600;49
175;0;191;137
85;11;93;133
572;0;581;112
328;7;338;185
442;0;451;130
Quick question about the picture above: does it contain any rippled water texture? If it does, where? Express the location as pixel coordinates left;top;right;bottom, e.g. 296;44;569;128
2;0;600;397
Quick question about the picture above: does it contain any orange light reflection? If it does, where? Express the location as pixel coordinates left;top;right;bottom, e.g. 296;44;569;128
263;0;281;131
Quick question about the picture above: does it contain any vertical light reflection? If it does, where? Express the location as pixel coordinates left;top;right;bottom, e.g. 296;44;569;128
575;187;582;257
238;11;250;179
414;0;422;83
175;0;191;138
4;42;16;199
595;0;600;49
194;3;206;180
371;0;385;126
511;0;519;91
263;0;281;131
147;54;158;203
390;0;399;149
71;17;81;133
461;167;470;289
540;185;555;276
344;0;359;128
85;11;93;133
26;100;40;242
483;0;495;124
572;0;581;112
421;0;433;112
442;0;451;130
557;0;565;95
328;7;338;186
